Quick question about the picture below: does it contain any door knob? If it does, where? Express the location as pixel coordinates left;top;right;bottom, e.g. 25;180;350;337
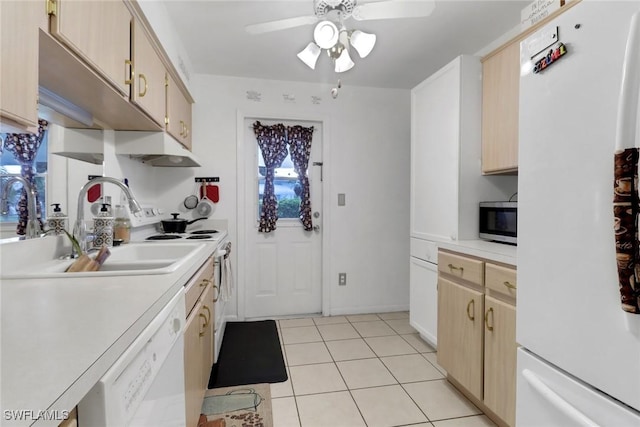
313;211;320;218
313;225;320;232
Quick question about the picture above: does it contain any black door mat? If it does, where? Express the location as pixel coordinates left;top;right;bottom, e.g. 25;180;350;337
208;320;288;389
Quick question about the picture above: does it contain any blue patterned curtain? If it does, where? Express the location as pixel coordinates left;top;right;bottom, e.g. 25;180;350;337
2;120;48;235
253;121;288;232
287;125;314;231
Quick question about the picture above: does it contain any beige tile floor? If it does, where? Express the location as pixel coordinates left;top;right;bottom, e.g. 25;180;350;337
269;312;496;427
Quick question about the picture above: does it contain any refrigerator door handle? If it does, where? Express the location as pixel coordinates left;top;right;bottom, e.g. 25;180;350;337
614;11;640;151
522;369;601;427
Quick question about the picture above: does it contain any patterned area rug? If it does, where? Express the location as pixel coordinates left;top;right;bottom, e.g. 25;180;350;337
198;383;272;427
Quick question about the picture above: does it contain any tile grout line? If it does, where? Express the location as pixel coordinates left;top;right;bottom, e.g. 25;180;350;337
278;314;484;427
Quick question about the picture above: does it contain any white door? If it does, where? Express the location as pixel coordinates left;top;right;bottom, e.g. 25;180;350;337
244;118;323;318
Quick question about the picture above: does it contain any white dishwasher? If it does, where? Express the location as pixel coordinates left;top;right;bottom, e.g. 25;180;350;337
78;289;186;427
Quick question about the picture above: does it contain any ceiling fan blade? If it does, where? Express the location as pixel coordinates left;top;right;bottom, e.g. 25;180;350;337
352;0;435;21
245;15;318;35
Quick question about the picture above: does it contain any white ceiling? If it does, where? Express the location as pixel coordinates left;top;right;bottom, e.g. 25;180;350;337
162;0;530;89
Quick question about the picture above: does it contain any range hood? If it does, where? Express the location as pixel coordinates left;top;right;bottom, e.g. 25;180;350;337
115;131;201;167
49;126;104;165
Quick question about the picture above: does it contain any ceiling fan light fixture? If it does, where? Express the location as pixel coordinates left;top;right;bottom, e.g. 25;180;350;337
297;42;322;69
313;20;339;49
334;49;354;73
349;30;376;58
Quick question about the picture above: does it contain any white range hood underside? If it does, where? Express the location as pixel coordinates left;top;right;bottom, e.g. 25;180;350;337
115;131;201;167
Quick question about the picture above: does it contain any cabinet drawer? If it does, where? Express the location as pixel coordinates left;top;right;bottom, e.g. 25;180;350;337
185;256;214;315
485;263;517;299
438;251;484;286
410;238;437;262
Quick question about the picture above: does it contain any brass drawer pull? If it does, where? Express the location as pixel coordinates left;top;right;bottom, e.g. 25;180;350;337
448;263;464;273
485;307;494;331
466;299;475;321
503;281;516;290
124;59;133;85
213;284;220;303
199;313;207;337
200;278;212;288
202;305;211;325
138;73;148;97
179;120;185;136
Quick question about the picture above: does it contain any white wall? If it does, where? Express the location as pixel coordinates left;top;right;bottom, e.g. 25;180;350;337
152;75;412;318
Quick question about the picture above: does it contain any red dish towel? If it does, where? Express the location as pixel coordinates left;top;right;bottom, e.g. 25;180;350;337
209;185;220;203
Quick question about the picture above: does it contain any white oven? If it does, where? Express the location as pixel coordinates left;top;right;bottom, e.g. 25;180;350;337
212;241;231;362
78;289;186;427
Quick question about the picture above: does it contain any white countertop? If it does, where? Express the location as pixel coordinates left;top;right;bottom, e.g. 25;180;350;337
0;236;224;427
437;239;517;266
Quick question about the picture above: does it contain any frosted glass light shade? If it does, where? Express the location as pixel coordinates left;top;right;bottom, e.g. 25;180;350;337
314;20;339;49
297;42;322;69
350;30;376;58
334;49;354;73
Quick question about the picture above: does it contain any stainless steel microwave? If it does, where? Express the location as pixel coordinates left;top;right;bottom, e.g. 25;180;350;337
479;201;517;244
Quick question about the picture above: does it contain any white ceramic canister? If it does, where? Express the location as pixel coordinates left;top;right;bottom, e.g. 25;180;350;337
47;203;68;235
93;203;114;247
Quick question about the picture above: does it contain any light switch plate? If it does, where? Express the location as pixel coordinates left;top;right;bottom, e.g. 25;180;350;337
338;193;346;206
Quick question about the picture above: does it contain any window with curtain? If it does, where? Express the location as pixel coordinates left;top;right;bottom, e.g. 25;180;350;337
0;120;49;233
253;121;315;233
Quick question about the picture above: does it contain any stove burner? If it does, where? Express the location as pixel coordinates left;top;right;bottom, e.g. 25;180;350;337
186;235;212;240
190;229;218;235
146;234;182;240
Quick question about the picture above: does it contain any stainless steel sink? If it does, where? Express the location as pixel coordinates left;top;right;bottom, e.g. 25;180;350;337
1;242;206;279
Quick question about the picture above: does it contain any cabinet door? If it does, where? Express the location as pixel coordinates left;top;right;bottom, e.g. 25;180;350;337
131;19;166;127
437;277;484;399
409;257;438;345
50;0;131;96
0;0;39;129
166;73;193;150
410;59;460;240
201;283;215;389
184;299;205;427
481;41;519;174
484;295;517;426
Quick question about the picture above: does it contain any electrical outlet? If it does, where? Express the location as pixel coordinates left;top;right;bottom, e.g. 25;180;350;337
339;273;347;286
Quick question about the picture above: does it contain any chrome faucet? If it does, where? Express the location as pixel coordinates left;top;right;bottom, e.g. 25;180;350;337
0;176;43;239
73;177;142;254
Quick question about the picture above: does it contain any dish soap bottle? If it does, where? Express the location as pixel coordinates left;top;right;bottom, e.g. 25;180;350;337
47;203;67;235
114;204;131;243
93;203;114;248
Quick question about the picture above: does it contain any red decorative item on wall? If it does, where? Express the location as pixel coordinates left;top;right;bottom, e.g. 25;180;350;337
87;184;101;203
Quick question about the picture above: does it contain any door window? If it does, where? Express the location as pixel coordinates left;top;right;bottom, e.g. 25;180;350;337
257;148;303;220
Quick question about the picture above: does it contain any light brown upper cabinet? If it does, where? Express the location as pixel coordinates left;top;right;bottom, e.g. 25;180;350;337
0;1;39;132
481;41;520;175
166;73;193;150
49;0;132;97
131;18;167;127
481;1;580;175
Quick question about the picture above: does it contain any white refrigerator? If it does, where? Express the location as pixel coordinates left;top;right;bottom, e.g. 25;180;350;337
517;1;640;425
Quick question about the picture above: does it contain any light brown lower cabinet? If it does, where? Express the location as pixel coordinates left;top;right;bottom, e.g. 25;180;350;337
183;257;215;427
437;277;484;398
484;295;517;426
437;249;517;427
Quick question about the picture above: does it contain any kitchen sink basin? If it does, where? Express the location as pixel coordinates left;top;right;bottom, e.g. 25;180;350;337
1;242;206;279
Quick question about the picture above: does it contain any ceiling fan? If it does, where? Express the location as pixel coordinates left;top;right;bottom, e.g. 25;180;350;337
245;0;436;73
